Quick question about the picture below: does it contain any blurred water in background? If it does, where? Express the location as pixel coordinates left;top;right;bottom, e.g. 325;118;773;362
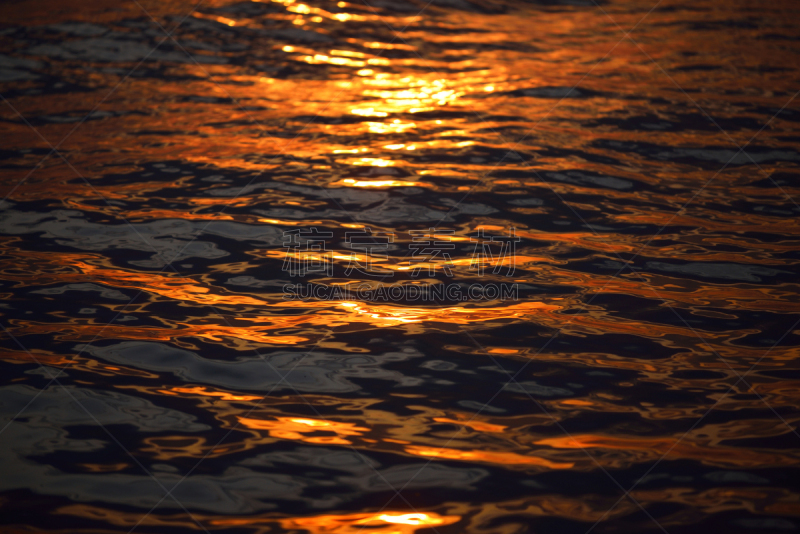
1;0;800;532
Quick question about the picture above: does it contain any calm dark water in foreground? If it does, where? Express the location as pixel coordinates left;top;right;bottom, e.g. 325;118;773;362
1;0;800;532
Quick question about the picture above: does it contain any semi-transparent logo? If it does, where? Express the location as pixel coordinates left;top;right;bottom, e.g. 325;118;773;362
281;227;520;302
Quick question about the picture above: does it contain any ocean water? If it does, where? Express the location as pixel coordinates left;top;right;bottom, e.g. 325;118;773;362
1;0;800;532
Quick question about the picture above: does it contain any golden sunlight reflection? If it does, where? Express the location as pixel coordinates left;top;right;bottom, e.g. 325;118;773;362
333;178;425;188
348;157;395;166
168;387;262;402
404;445;575;469
365;120;416;134
279;511;460;533
238;416;370;445
350;108;388;117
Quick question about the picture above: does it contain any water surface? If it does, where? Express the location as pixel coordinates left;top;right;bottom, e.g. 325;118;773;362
1;0;800;532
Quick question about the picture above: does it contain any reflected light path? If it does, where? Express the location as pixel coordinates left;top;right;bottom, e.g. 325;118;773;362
1;0;800;532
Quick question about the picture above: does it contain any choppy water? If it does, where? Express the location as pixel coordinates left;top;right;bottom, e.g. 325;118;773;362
2;0;800;532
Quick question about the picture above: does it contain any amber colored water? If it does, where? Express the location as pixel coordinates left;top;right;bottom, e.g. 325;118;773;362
1;0;800;532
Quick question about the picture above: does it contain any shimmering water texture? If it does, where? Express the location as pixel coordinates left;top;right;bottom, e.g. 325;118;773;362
1;0;800;532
